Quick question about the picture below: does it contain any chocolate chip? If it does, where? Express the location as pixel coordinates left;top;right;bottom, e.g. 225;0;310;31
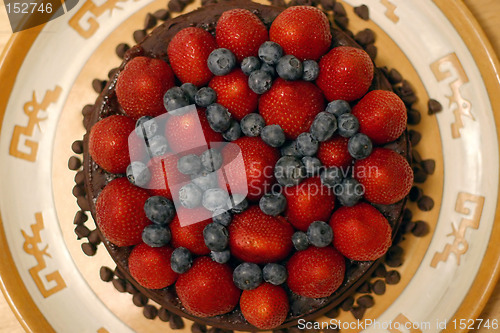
428;98;443;115
114;267;126;279
133;292;148;307
421;159;436;175
412;220;430;236
75;225;90;239
357;295;374;308
409;186;423;202
68;156;82;170
403;220;416;234
88;229;101;245
143;304;158;319
409;129;421;146
357;281;371;293
74;171;85;185
92;79;106;93
99;266;114;282
417;196;434;211
71;140;83;154
201;0;217;6
191;323;207;333
334;16;349;30
133;30;147;43
208;328;226;333
115;43;130;59
320;0;335;11
371;280;386;295
351;306;366;320
168;0;185;12
386;270;401;284
324;306;340;318
108;68;119;80
144;13;157;30
333;2;346;16
354;5;369;20
373;264;387;278
271;0;287;6
81;242;97;256
73;210;88;225
82;104;93;116
355;29;375;46
169;314;185;329
412;150;422;164
364;43;377;60
413;165;427;184
407;109;421;125
340;296;354;311
402;208;412;222
388;68;403;84
72;185;85;198
386;256;403;268
388;245;403;259
77;196;91;211
125;281;137;294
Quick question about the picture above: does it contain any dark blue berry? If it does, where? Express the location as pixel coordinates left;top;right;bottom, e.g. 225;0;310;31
195;87;217;107
177;154;202;175
178;183;203;209
127;161;151;187
171;247;192;274
212;209;232;227
181;83;197;103
191;171;218;191
210;250;231;264
233;263;262;290
348;133;373;159
200;148;223;172
248;70;273;94
292;231;309;251
240;113;265;137
147;135;168;157
164;87;189;112
207;48;236;76
144;196;175;225
307;221;333;247
280;140;303;158
302;60;319;81
320;167;342;188
337;113;359;137
326;100;351;117
310;112;337;142
135;116;157;139
258;41;283;65
227;194;248;214
296;132;319;156
259;192;287;216
222;120;242;141
241;56;261;75
263;263;287;285
202;188;229;212
206;103;232;132
302;156;322;176
336;178;364;207
274;156;306;187
142;224;171;247
260;63;276;77
276;55;303;80
203;222;229;251
261;124;286;147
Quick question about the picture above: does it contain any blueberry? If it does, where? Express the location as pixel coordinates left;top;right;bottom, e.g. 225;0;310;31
127;161;151;187
280;141;303;158
210;250;231;264
248;70;273;94
307;221;333;247
337;113;359;138
171;247;192;274
177;154;202;175
206;103;232;133
200;148;223;172
142;224;171;247
178;183;203;209
274;156;306;187
292;231;309;251
164;87;189;112
337;178;364;207
233;263;262;290
296;132;319;156
326;100;351;117
320;167;342;188
348;133;373;159
147;135;169;157
261;124;286;147
260;63;276;77
203;222;229;252
276;55;303;81
302;156;322;176
259;192;287;216
202;188;229;212
181;83;198;103
310;112;337;142
195;87;217;108
222;120;242;141
144;196;175;225
135;116;158;139
212;209;232;227
258;41;283;65
191;171;219;191
302;60;319;81
240;113;266;137
241;56;261;75
227;194;248;214
263;263;287;285
207;48;236;76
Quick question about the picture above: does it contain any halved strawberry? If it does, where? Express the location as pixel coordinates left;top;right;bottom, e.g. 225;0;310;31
317;135;353;169
170;207;212;255
128;243;178;289
240;283;289;329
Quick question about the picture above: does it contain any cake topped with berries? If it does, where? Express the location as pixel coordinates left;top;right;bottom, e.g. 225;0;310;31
81;0;414;330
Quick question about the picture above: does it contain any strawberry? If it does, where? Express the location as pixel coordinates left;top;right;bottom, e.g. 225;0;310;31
219;136;279;201
89;115;135;174
229;206;294;264
351;90;407;144
175;257;241;317
259;79;325;139
209;69;258;121
316;46;374;102
95;178;151;247
286;246;345;298
329;203;392;261
164;108;223;154
216;9;268;62
170;207;212;255
240;283;289;329
269;6;331;61
317;135;353;169
115;56;175;120
167;27;217;86
146;154;188;200
128;243;178;289
354;148;413;205
284;177;335;231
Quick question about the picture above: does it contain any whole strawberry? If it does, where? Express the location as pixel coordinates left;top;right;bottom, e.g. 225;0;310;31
229;206;294;264
128;243;178;289
316;46;374;102
284;177;335;231
95;178;151;247
317;135;353;169
116;56;175;120
209;69;258;121
240;283;289;329
329;203;392;261
175;257;241;317
167;27;217;86
270;6;331;61
352;90;407;144
354;148;413;205
146;154;188;200
259;79;325;139
89;115;135;174
170;207;212;255
216;9;268;62
286;246;345;298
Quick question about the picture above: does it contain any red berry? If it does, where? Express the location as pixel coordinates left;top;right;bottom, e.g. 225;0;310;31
229;206;294;264
240;283;289;329
175;257;241;317
95;178;151;247
259;79;325;139
316;46;374;102
317;135;352;169
128;244;178;289
167;27;217;86
146;154;188;200
209;69;259;121
284;177;335;231
116;56;175;120
354;148;413;205
170;207;212;256
286;246;345;298
270;6;331;61
329;203;392;261
89;115;135;174
352;90;407;144
216;9;268;62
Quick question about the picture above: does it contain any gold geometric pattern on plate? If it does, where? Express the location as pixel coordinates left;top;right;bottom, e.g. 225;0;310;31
380;0;399;23
388;313;423;333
